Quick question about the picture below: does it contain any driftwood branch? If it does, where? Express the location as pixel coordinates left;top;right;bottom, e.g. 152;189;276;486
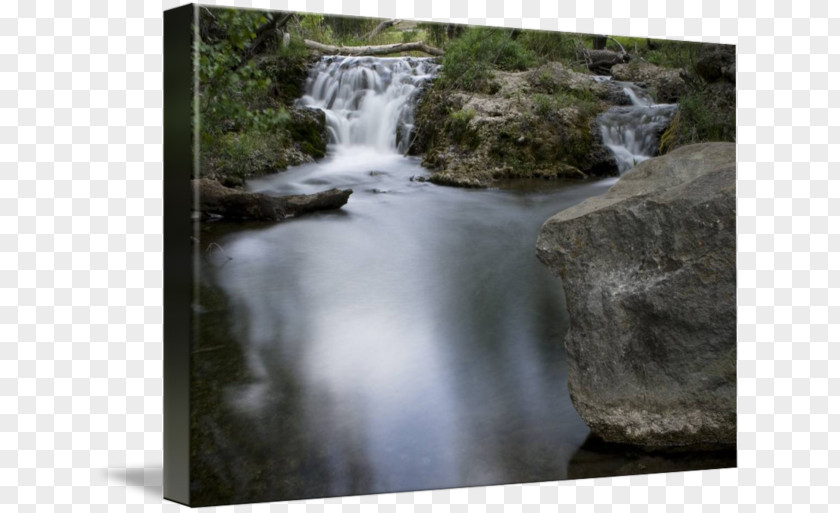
365;19;399;40
606;36;627;55
193;179;352;221
304;39;444;57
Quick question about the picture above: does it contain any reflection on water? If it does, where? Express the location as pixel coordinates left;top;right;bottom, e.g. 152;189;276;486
191;148;730;506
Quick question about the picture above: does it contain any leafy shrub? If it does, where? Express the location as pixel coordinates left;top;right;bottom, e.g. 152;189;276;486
660;85;736;153
439;28;537;92
200;131;290;182
517;30;583;64
532;94;555;117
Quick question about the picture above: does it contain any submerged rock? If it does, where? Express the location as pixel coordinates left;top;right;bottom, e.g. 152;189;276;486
536;142;736;448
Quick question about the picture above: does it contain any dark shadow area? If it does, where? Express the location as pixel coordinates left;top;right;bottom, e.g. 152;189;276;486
567;435;736;480
105;467;164;498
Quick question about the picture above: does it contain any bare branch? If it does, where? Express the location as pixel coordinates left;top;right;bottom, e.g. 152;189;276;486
304;39;444;57
365;19;399;41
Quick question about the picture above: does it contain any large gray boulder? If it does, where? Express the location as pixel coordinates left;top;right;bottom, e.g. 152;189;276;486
536;142;736;448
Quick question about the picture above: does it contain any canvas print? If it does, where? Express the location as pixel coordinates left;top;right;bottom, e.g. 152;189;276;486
164;4;736;507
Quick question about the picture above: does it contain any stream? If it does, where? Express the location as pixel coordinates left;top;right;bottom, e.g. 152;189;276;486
192;57;730;505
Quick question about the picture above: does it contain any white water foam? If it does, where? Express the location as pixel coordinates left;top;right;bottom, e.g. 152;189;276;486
597;82;678;174
298;56;439;153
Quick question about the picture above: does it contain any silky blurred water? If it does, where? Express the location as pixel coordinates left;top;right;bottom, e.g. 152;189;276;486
192;141;623;502
596;81;678;174
188;58;728;505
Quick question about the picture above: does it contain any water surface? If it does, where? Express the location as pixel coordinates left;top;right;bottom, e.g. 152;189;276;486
192;147;618;503
189;56;731;507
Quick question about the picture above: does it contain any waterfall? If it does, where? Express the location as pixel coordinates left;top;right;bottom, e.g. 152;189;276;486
596;81;678;174
298;56;439;154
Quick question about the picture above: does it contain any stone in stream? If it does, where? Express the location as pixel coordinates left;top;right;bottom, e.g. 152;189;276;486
536;142;736;448
193;179;352;221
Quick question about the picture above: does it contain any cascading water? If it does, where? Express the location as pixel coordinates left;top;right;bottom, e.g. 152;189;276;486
596;80;678;174
298;56;439;154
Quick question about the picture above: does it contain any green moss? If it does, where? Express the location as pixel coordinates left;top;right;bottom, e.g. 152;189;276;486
445;108;479;148
287;108;327;159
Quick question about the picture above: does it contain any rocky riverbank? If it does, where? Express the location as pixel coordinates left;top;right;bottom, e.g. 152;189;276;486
536;142;736;448
408;58;700;188
408;62;620;187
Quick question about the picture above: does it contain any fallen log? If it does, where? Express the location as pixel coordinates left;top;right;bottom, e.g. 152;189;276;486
304;39;444;57
192;179;352;221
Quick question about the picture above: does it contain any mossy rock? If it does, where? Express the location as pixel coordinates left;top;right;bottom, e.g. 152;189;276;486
287;106;327;159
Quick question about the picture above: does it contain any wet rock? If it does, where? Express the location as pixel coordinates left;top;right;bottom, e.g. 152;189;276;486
611;61;686;103
287;106;328;159
536;142;736;448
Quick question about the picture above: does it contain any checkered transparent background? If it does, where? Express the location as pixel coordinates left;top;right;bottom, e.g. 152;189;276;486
0;0;836;510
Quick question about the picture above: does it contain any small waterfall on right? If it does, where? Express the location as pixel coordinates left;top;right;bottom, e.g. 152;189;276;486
597;81;678;174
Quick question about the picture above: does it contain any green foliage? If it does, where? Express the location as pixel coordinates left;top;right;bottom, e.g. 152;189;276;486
603;36;702;70
297;14;331;41
419;22;448;47
642;41;701;69
661;85;736;153
401;29;419;44
196;8;332;182
517;30;583;64
197;9;291;135
418;22;465;48
200;131;290;185
532;94;555;117
445;108;479;148
324;15;377;40
439;27;537;92
531;87;600;120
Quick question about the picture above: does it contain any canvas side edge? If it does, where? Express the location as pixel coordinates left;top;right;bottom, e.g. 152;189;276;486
163;3;196;506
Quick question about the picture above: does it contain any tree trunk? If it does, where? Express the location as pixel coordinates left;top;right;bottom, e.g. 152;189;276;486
193;179;352;221
304;39;444;57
